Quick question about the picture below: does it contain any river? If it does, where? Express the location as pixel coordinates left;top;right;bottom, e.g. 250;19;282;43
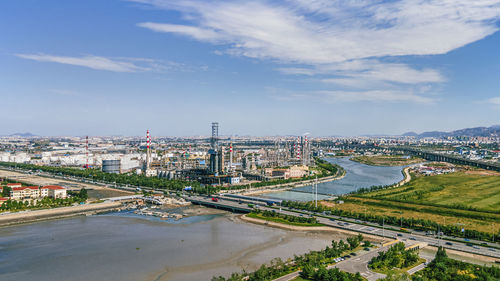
0;209;350;281
260;157;405;201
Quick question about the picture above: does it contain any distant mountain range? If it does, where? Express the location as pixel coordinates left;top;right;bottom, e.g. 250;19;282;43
8;132;37;137
403;125;500;138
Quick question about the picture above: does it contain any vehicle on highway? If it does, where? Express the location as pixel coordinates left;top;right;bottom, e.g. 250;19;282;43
466;243;473;247
445;242;453;245
473;246;480;249
409;237;416;240
211;197;219;202
397;233;403;237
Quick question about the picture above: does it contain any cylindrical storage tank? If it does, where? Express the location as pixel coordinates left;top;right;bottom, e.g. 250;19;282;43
102;159;121;174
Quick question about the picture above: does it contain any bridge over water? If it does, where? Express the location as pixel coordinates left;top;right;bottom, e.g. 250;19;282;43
389;147;500;172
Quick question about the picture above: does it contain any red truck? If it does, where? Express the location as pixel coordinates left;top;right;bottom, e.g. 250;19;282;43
212;197;219;202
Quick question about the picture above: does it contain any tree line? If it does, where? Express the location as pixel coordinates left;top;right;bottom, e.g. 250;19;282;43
412;247;500;281
369;242;420;272
212;235;367;281
251;209;319;224
0;188;88;211
281;200;500;243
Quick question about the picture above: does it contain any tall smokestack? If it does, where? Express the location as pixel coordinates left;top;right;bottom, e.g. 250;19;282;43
85;136;89;169
146;130;151;170
229;139;233;172
296;136;301;160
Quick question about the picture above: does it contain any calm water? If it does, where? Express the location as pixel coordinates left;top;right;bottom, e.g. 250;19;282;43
0;210;343;281
262;157;404;201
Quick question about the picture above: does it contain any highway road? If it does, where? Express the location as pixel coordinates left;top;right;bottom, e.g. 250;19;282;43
4;167;497;260
331;246;388;281
186;195;500;260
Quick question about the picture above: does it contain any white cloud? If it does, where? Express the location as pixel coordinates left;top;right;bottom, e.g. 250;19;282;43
488;97;500;107
133;0;500;63
488;97;500;104
137;22;222;41
16;54;152;72
318;90;434;104
279;60;445;86
270;88;434;104
133;0;500;103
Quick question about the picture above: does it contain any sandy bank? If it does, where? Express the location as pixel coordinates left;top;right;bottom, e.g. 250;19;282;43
240;214;384;243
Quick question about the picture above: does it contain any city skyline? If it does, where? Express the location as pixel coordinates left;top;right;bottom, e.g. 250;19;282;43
1;0;500;136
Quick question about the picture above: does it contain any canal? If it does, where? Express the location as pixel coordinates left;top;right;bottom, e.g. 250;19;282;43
260;157;405;201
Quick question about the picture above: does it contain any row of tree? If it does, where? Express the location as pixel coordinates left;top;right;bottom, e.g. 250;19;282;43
252;209;318;224
412;247;500;281
281;200;500;243
0;158;340;195
346;197;498;222
369;242;420;271
301;266;363;281
0;193;86;212
211;235;366;281
0;161;204;192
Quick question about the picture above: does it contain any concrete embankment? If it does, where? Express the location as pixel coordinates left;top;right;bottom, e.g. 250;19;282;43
239;214;383;243
0;201;122;227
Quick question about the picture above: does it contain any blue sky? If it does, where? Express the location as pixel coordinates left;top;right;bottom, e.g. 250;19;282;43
1;0;499;137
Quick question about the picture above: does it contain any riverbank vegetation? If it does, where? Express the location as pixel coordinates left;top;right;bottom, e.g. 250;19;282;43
0;188;88;212
211;235;367;281
351;155;424;166
0;158;342;195
412;247;500;281
247;210;322;227
361;171;500;212
282;200;500;242
368;242;422;274
303;167;500;241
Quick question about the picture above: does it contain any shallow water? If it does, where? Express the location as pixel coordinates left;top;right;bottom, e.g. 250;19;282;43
0;210;347;281
262;157;405;201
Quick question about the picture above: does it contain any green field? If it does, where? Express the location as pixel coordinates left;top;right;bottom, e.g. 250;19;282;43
246;212;324;227
350;155;424;166
366;172;500;212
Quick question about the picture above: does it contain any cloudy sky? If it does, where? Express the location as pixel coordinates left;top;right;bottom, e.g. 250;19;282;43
1;0;500;136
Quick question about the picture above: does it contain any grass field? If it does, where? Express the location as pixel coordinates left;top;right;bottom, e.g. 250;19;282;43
350;155;425;166
366;172;500;212
246;212;324;227
330;170;500;234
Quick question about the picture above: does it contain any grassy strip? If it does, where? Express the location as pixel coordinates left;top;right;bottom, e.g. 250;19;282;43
370;258;425;275
246;212;324;227
350;155;424;167
364;172;500;213
346;197;500;222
